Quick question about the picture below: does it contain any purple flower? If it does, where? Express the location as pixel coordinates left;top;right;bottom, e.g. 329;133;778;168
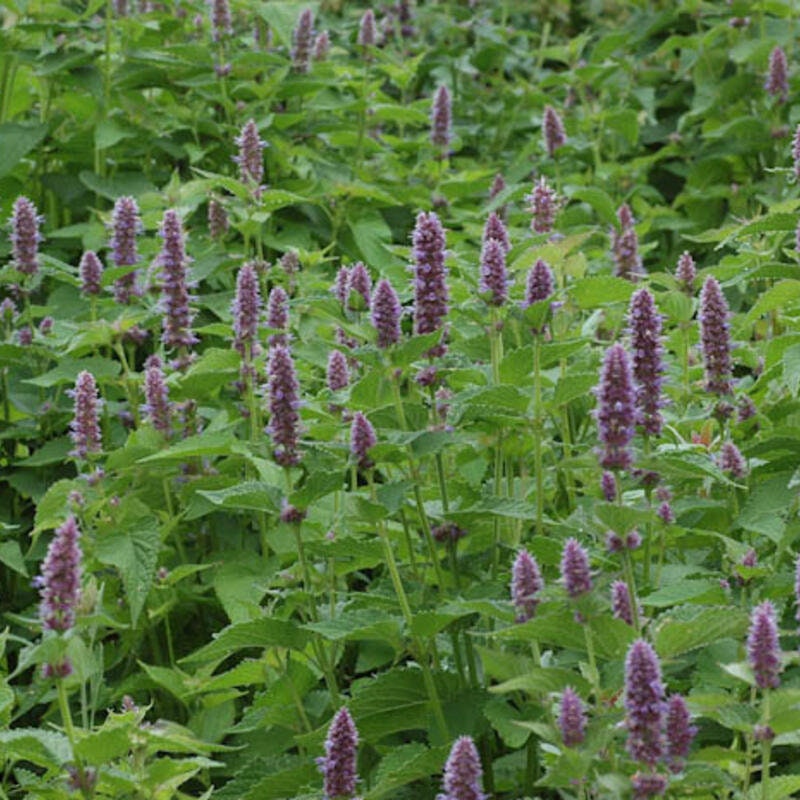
601;471;617;502
612;580;635;626
209;0;232;41
350;411;377;469
795;553;800;624
628;288;665;436
527;176;558;234
718;441;747;479
0;298;17;325
626;530;642;550
657;502;675;524
631;772;668;799
675;251;695;291
624;639;666;767
431;85;452;152
334;266;351;307
558;687;586;747
79;251;104;296
232;262;263;360
699;276;733;396
348;262;372;311
437;736;487;800
665;694;696;772
479;238;508;306
747;600;781;690
596;343;636;470
738;396;757;422
266;344;302;467
606;532;624;553
357;9;376;49
560;538;592;599
281;251;300;280
765;46;789;101
39;316;53;335
511;549;543;622
69;370;102;458
110;196;142;304
158;209;198;354
313;31;330;61
280;502;306;524
327;350;350;392
267;286;289;345
432;522;467;544
371;279;402;348
612;204;644;280
143;359;172;437
10;196;43;276
39;516;83;632
17;326;32;346
412;211;449;353
208;199;229;239
234;119;265;189
524;259;554;306
482;212;510;254
542;104;566;157
319;707;359;799
292;8;314;73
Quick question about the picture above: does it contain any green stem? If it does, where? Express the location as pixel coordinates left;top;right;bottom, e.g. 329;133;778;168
761;689;772;800
57;680;92;799
622;551;641;636
533;333;544;535
583;622;600;701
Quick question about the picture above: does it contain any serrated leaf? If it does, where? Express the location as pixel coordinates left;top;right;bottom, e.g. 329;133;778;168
23;356;121;388
350;669;432;740
369;743;448;800
0;123;49;178
490;666;590;696
303;609;402;644
0;728;71;767
552;372;597;407
198;480;281;513
654;606;749;658
138;430;238;463
747;775;800;800
570;187;619;227
746;280;800;322
570;276;635;309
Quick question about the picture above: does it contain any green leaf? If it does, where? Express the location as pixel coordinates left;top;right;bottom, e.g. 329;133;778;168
78;170;155;200
642;579;726;608
569;187;619;227
303;609;402;645
0;728;71;768
213;755;318;800
369;743;448;800
138;430;238;463
198;481;281;513
654;606;749;658
0;123;49;179
570;276;635;309
75;724;136;765
0;541;28;577
747;775;800;800
552;372;597;407
23;356;121;388
746;280;800;322
490;667;590;696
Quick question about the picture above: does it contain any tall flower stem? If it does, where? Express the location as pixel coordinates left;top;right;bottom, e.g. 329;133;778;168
533;333;545;535
57;680;91;800
583;623;601;701
622;550;641;636
490;307;504;577
761;689;772;800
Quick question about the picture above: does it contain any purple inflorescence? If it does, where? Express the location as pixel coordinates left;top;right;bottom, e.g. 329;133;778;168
792;124;800;179
437;736;487;800
511;549;543;622
371;278;402;348
319;707;359;800
522;259;554;310
234;119;266;189
718;441;747;479
266;344;302;467
350;411;377;470
665;694;696;773
39;516;83;632
232;262;263;360
612;580;635;626
657;502;675;524
765;45;789;101
10;196;43;276
209;0;232;41
479;237;509;306
358;8;376;49
612;203;644;280
628;288;665;436
482;212;510;254
699;276;733;396
601;471;617;502
292;8;314;73
560;538;592;599
267;286;289;345
675;251;696;291
314;31;330;61
431;85;452;152
624;639;666;767
110;196;143;304
558;687;586;747
412;211;449;351
542;104;567;157
327;350;350;392
158;209;197;354
796;554;800;625
79;251;104;296
747;600;781;690
334;266;351;307
631;772;668;799
209;199;229;239
70;371;102;458
143;359;172;437
527;176;558;234
348;262;372;311
596;343;636;470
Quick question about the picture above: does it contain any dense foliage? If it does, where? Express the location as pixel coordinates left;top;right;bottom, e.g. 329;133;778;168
1;1;800;798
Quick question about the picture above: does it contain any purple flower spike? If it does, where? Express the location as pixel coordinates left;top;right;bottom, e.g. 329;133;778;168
412;211;449;353
596;343;636;470
793;125;800;179
348;262;372;311
631;772;668;799
70;371;102;458
676;251;696;291
511;549;543;622
143;360;172;437
208;199;229;239
542;105;567;157
560;538;592;599
334;266;351;307
527;176;558;234
795;553;800;624
39;516;83;632
209;0;232;41
320;707;359;800
437;736;487;800
10;196;43;276
718;441;747;479
612;580;635;626
358;8;376;49
482;212;510;254
327;350;350;392
79;251;104;296
350;411;377;469
234;119;266;189
110;196;142;304
313;31;330;61
665;694;696;772
747;600;781;690
628;288;665;436
612;203;644;280
233;262;263;360
699;277;733;396
431;85;452;152
524;258;554;306
765;46;789;101
601;471;617;502
158;210;197;358
266;344;302;467
479;237;509;307
267;286;289;345
625;639;666;767
292;8;314;73
371;279;402;348
558;687;586;747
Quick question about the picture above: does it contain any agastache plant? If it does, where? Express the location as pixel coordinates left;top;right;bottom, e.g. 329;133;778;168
675;251;696;291
69;371;102;459
624;638;666;767
612;203;644;280
326;349;350;392
558;687;586;747
266;344;302;467
527;176;558;234
350;411;377;470
665;694;696;772
267;286;289;345
479;237;508;306
718;441;747;479
765;45;789;101
511;549;543;622
560;538;592;598
319;707;359;799
234;119;266;190
628;288;665;436
357;8;376;50
9;196;43;276
612;580;636;626
542;104;566;157
596;343;636;470
39;516;83;633
110;196;142;304
208;0;232;41
482;211;510;254
143;357;172;438
437;736;487;800
208;199;229;239
347;262;372;311
699;276;733;396
291;8;314;73
412;211;449;355
79;251;103;296
431;85;452;154
371;279;402;348
232;262;263;361
747;600;781;690
158;210;197;360
524;258;554;306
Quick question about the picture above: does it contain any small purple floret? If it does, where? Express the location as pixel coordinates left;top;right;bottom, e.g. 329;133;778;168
79;251;104;296
266;344;302;467
10;196;43;276
437;736;487;800
511;549;543;622
479;237;509;306
747;600;781;690
560;538;592;599
596;343;636;470
69;371;102;458
371;279;402;348
628;288;665;436
665;694;696;772
39;516;83;632
699;276;734;396
624;639;665;767
558;687;586;747
319;707;359;799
